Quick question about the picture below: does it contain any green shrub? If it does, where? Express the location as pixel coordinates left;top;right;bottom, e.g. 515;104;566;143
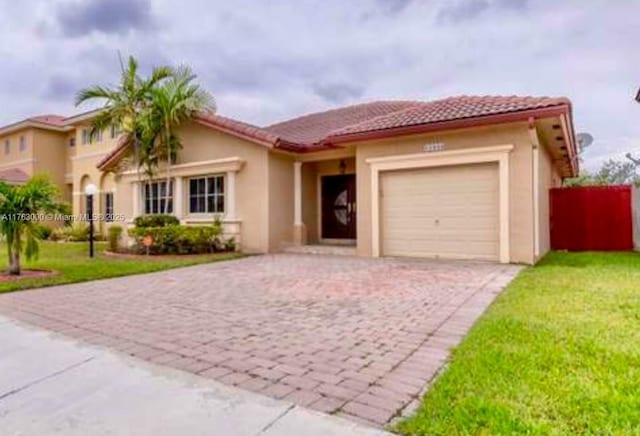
50;227;66;241
108;225;123;252
49;222;96;242
66;222;90;241
128;223;232;255
34;224;53;240
133;214;180;228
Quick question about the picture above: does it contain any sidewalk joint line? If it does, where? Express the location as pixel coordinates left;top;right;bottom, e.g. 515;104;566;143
0;356;96;401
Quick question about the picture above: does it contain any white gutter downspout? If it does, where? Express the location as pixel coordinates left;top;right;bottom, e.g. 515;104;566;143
528;117;540;260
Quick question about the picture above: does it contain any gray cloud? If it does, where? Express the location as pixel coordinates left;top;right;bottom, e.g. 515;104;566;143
0;0;638;173
44;75;78;99
56;0;154;37
378;0;413;14
313;82;366;103
437;0;528;23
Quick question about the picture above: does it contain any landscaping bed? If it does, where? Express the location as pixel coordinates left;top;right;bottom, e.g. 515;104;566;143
0;241;243;294
396;251;640;435
0;269;58;282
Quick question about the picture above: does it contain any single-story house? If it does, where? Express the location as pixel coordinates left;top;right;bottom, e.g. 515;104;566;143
98;95;578;264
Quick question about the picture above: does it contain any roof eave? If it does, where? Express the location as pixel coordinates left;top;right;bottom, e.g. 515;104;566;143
63;108;104;125
326;105;572;145
0;120;73;136
274;140;342;153
193;116;278;149
325;104;577;175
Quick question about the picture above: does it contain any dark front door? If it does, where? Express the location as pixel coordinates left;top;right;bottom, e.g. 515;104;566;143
321;174;356;239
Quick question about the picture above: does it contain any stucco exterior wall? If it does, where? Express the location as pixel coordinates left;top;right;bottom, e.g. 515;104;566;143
32;129;67;191
113;122;271;254
537;141;563;259
0;129;36;176
301;162;319;243
267;152;295;252
354;122;536;264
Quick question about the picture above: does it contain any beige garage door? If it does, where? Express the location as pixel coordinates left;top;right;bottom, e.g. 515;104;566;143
380;162;499;260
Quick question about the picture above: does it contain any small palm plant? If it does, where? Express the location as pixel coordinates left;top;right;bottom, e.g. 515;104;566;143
75;55;174;183
145;66;215;213
0;177;69;275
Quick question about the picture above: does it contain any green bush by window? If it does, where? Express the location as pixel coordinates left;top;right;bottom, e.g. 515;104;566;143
133;214;180;228
128;223;233;254
108;225;123;252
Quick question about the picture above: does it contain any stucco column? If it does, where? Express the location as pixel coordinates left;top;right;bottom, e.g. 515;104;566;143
174;176;184;221
226;171;236;220
132;182;140;219
293;161;307;245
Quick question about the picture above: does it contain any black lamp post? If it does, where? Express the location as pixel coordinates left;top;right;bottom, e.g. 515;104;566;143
85;183;98;258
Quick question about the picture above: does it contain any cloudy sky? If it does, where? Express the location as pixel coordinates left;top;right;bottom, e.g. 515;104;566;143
0;0;638;171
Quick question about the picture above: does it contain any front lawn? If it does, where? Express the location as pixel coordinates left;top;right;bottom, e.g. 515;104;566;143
397;252;640;435
0;241;243;293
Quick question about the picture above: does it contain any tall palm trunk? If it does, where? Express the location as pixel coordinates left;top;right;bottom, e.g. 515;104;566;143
8;229;21;275
164;121;172;215
6;234;13;275
133;133;144;216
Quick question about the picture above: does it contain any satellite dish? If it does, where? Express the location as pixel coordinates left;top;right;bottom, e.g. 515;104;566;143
576;132;593;151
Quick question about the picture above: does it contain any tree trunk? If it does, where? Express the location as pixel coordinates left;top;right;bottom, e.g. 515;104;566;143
164;123;172;215
133;134;144;217
8;238;20;276
6;238;13;275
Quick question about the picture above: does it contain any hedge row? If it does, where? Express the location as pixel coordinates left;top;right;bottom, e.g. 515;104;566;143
128;224;234;254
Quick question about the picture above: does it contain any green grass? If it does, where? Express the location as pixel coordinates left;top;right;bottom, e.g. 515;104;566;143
0;241;244;293
396;252;640;436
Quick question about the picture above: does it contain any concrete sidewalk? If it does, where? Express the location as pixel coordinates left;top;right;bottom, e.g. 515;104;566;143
0;317;392;436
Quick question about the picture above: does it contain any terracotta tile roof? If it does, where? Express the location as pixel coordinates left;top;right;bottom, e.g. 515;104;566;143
194;113;280;146
264;101;417;145
28;114;67;127
98;95;574;171
97;112;282;171
0;168;29;184
327;95;571;138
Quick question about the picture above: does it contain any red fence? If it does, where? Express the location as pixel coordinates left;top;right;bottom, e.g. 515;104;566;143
550;185;633;251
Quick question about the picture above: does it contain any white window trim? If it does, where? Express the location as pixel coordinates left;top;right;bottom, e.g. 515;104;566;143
142;180;174;215
187;174;226;215
128;157;243;222
366;144;514;264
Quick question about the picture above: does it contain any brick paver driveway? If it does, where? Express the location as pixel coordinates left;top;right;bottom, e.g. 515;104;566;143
0;254;520;427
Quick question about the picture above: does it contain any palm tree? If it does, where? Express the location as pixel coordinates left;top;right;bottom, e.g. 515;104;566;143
145;66;215;213
75;55;174;188
0;177;68;275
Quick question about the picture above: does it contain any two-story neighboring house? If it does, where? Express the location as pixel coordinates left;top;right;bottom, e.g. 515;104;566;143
0;115;70;194
0;111;121;233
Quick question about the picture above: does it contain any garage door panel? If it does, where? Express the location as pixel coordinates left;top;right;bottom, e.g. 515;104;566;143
381;163;499;260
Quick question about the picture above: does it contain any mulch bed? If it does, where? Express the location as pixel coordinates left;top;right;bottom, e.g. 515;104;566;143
102;250;237;262
0;269;59;282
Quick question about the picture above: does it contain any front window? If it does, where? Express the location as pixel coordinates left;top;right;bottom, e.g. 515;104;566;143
104;192;114;222
91;129;102;143
19;136;26;152
144;181;173;214
189;175;224;214
4;139;9;155
82;129;89;145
